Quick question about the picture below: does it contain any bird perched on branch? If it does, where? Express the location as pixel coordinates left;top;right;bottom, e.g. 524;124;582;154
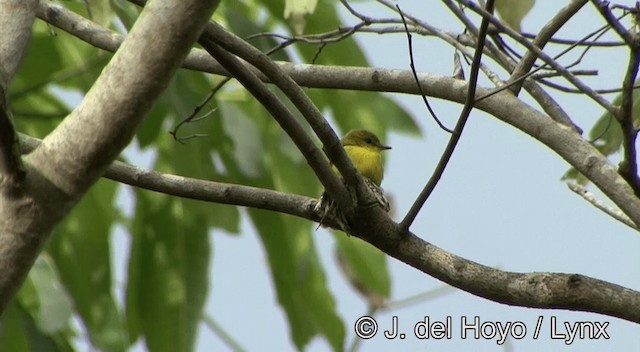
315;129;391;231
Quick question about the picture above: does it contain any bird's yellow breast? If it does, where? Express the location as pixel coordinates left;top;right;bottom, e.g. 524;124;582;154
343;145;384;186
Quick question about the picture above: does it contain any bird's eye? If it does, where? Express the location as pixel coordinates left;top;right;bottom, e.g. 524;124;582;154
364;138;372;144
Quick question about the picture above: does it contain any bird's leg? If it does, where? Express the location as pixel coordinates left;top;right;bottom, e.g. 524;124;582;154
314;188;352;234
362;178;390;212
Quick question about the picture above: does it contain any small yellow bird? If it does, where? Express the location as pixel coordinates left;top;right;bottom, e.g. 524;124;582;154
315;129;391;230
338;129;391;186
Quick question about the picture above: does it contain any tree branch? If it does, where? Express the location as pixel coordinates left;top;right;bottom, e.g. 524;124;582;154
35;0;640;238
0;0;219;313
441;0;580;132
0;0;37;190
591;0;635;46
196;36;353;213
508;0;589;95
198;22;381;210
0;0;38;88
567;182;637;230
401;0;495;230
390;231;640;323
18;133;640;323
456;0;616;116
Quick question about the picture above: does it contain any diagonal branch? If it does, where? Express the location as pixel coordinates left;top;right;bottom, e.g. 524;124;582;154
567;182;637;230
196;36;353;213
197;22;371;205
591;0;635;46
442;0;579;132
456;0;616;116
400;0;495;230
508;0;589;95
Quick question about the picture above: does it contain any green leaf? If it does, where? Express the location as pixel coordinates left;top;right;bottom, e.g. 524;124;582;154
46;179;127;352
249;209;345;351
224;4;289;61
23;256;73;335
0;301;74;352
313;90;420;140
10;23;64;95
14;257;76;352
138;69;213;148
126;191;211;352
86;0;115;27
246;123;344;351
495;0;535;32
563;84;640;184
284;0;318;35
334;234;391;304
110;0;141;30
12;91;67;137
0;303;30;352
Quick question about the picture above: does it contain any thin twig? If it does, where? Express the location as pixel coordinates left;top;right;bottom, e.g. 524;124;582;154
567;182;638;230
169;77;231;143
202;315;247;352
521;32;624;46
397;4;452;133
508;0;589;95
476;21;613;104
457;0;616;116
400;0;496;231
441;0;577;131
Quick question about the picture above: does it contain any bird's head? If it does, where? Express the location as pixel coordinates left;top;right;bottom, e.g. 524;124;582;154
341;129;391;152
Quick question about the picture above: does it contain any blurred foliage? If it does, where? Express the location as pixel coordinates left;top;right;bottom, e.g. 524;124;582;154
4;0;420;351
495;0;535;32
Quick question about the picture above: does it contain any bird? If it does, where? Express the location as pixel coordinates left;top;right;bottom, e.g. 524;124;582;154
315;129;391;231
339;129;391;186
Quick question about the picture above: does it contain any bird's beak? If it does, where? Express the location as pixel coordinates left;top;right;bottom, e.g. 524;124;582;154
381;145;391;150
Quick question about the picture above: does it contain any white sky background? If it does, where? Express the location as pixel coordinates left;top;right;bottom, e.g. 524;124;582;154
108;1;640;351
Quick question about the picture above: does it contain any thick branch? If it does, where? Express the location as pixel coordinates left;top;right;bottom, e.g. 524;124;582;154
0;0;38;88
19;133;640;323
0;0;219;313
198;22;374;207
390;230;640;323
